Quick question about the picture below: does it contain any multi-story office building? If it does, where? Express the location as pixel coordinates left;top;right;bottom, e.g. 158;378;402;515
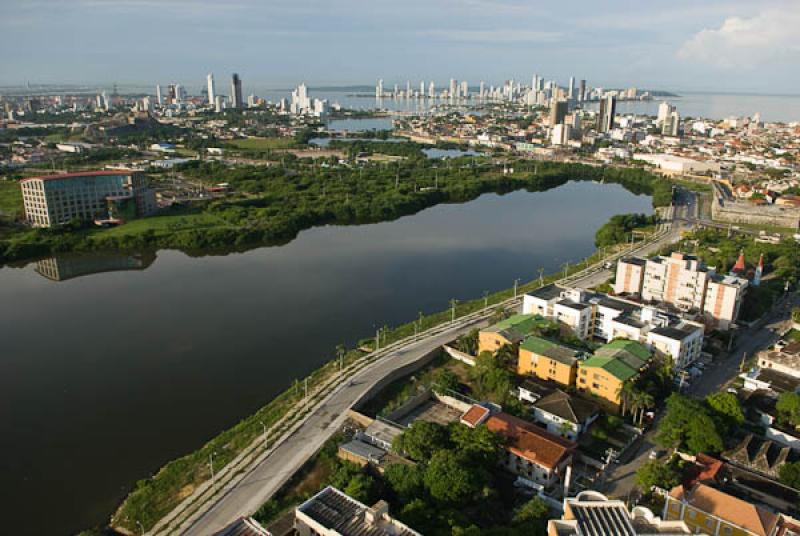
206;73;215;105
231;73;243;109
597;94;616;132
550;99;568;126
616;252;747;330
21;170;156;227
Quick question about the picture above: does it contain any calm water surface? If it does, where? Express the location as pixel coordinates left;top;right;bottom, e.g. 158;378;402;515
0;182;652;535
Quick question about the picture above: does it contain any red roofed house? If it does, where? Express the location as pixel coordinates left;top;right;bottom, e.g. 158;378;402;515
485;412;575;488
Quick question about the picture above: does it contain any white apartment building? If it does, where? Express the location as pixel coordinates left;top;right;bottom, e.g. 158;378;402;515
524;284;705;369
704;274;748;331
641;252;710;312
615;252;747;330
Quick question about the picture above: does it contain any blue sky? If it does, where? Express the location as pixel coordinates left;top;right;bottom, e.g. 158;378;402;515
1;0;798;93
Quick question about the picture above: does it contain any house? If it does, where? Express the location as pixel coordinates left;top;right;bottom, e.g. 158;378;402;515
576;340;652;411
517;336;583;387
478;314;548;355
485;412;576;488
295;486;421;536
550;491;691;535
531;389;600;441
664;482;780;536
722;435;800;481
758;342;800;379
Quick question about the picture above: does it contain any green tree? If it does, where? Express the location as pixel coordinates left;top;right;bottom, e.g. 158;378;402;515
434;368;460;393
656;394;724;454
344;473;376;504
448;422;503;465
776;392;800;427
705;392;745;433
469;351;514;403
384;463;425;502
392;421;450;462
512;496;550;535
424;451;482;504
455;329;479;355
636;460;680;492
779;461;800;489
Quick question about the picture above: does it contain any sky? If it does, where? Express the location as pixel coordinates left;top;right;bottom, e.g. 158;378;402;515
1;0;799;94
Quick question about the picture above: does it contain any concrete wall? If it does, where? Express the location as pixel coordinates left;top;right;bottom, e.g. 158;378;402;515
385;387;432;423
353;348;442;413
443;345;476;366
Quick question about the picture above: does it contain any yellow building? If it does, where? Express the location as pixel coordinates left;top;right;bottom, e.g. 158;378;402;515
664;482;780;536
517;336;582;387
576;339;651;411
478;314;548;355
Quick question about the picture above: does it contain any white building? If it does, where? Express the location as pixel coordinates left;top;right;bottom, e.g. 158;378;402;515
551;123;572;146
206;73;215;105
632;153;720;175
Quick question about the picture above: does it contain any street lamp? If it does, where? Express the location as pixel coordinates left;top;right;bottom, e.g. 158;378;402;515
483;290;489;309
260;420;267;447
450;299;459;323
513;278;520;299
209;451;218;493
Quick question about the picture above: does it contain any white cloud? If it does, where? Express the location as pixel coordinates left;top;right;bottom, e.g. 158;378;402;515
423;29;562;44
678;5;800;69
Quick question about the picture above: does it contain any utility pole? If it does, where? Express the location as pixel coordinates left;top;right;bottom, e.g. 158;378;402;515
739;351;748;372
538;268;545;286
563;262;569;278
513;278;520;298
375;328;380;351
450;299;458;323
260;421;267;447
483;290;489;309
209;452;217;493
304;377;309;401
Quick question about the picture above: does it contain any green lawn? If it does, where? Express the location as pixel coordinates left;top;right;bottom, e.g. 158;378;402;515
225;137;298;151
94;210;235;238
0;179;23;220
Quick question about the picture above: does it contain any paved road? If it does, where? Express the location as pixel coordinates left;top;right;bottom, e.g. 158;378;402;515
601;291;800;500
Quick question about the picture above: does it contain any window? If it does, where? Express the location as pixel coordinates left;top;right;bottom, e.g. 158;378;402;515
722;527;732;536
687;509;696;520
670;502;680;514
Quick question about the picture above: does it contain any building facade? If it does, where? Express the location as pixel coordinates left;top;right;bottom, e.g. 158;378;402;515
20;170;156;227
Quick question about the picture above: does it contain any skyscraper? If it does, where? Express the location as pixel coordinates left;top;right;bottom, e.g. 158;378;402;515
549;99;568;126
578;80;586;102
207;73;215;105
231;73;243;109
155;84;162;106
376;79;383;98
568;77;575;99
597;95;616;133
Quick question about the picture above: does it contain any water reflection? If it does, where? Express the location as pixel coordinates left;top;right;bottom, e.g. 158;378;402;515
35;252;157;282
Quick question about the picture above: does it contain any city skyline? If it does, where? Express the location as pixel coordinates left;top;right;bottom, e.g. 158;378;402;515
1;0;798;93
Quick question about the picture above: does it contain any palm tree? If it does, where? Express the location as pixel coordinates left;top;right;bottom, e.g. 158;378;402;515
618;381;635;417
637;392;655;427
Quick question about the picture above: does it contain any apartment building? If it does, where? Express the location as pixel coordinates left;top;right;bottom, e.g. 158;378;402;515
641;252;711;311
517;336;583;386
577;340;652;411
20;170;156;227
705;274;748;330
614;257;647;295
523;286;704;369
478;314;548;355
549;491;691;535
295;486;421;536
614;252;747;330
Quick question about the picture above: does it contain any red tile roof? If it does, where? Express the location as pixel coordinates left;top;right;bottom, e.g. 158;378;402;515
485;412;575;470
670;483;779;536
20;170;135;183
460;404;490;428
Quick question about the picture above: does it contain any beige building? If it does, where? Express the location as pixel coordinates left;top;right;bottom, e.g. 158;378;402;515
20;170;156;227
615;252;747;330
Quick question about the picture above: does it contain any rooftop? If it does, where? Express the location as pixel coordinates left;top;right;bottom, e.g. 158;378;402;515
533;389;600;425
526;283;564;301
214;517;272;536
483;313;549;343
581;340;651;382
670;482;779;536
520;336;583;366
297;487;421;536
20;170;136;183
485;412;575;470
619;256;647;267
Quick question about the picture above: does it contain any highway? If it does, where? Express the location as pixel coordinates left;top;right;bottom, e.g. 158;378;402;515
156;190;696;535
